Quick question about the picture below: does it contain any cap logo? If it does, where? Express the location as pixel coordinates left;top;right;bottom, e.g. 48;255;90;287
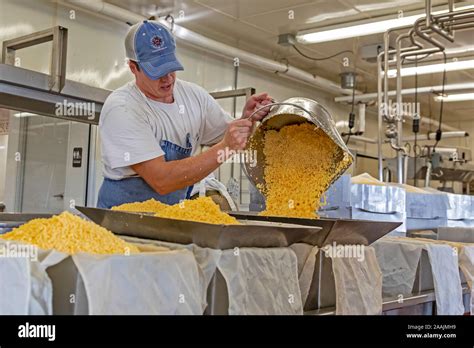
151;35;164;48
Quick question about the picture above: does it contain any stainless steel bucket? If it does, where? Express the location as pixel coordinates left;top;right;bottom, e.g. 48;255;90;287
243;97;354;193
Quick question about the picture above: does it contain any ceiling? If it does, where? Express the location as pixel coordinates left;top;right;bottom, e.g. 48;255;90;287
106;0;474;121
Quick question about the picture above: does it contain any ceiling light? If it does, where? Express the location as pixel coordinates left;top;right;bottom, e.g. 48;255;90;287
13;112;37;118
434;93;474;102
297;4;474;44
386;59;474;77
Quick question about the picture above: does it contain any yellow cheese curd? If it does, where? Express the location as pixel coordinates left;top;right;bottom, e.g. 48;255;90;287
260;122;352;219
112;198;168;214
0;211;139;255
156;196;240;225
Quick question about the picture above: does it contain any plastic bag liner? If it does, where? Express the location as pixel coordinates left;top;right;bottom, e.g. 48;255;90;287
123;237;303;315
0;239;204;315
405;192;449;219
319;175;351;210
426;243;465;314
72;247;203;315
377;237;464;315
351;183;405;214
0;240;68;315
0;244;31;314
330;246;383;315
373;238;423;297
289;243;319;306
446;193;474;220
218;247;302;315
123;237;220;312
459;246;474;314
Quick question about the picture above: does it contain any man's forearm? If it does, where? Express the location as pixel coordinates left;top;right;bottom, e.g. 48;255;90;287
161;142;228;192
132;141;230;195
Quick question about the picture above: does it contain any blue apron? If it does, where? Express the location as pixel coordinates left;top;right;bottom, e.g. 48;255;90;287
97;134;194;209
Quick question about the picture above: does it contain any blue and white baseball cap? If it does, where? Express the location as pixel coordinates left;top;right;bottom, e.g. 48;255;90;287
125;20;183;80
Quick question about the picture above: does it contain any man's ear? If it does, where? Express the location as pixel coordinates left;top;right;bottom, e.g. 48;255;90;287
128;60;139;75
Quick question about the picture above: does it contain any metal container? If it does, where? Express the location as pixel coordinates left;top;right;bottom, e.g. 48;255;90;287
243;97;353;193
76;206;323;249
229;211;401;247
0;213;53;234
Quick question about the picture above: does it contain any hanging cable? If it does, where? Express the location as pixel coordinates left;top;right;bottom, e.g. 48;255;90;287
345;79;357;144
413;57;420;186
433;51;447;152
292;45;353;61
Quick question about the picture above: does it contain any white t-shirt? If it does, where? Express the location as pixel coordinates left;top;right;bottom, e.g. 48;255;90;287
99;79;233;180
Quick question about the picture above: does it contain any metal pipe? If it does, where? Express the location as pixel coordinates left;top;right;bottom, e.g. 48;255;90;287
414;17;446;50
358;103;366;134
348;136;378;144
334;82;474;103
400;47;441;58
402;131;468;141
434;7;474;20
449;22;474;31
425;161;432;187
383;30;391;123
387;42;474;66
426;0;432;27
403;154;409;184
382;24;425;126
377;52;384;181
430;22;455;42
395;33;410;184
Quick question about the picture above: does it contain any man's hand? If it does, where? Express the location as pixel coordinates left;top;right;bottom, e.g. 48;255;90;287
220;118;253;151
242;92;274;121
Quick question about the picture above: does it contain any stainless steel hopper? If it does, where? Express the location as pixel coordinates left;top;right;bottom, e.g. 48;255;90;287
75;206;323;249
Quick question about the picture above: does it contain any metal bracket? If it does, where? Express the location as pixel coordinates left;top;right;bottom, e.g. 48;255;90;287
210;87;256;101
2;26;68;93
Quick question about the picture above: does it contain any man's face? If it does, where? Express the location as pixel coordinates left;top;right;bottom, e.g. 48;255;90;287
129;61;176;100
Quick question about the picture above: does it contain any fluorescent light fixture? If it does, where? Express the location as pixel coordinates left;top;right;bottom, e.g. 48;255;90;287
386;59;474;77
13;112;37;118
297;4;474;44
434;93;474;102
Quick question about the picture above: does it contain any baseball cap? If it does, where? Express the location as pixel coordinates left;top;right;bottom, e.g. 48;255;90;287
125;20;184;80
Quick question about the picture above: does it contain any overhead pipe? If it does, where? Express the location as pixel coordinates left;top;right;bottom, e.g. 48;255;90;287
335;82;474;103
394;32;413;184
64;0;355;95
358;102;366;134
346;130;467;145
348;136;377;144
377;51;384;180
402;131;468;141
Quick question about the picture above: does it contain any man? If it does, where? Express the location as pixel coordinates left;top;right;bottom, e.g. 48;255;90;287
97;20;273;208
